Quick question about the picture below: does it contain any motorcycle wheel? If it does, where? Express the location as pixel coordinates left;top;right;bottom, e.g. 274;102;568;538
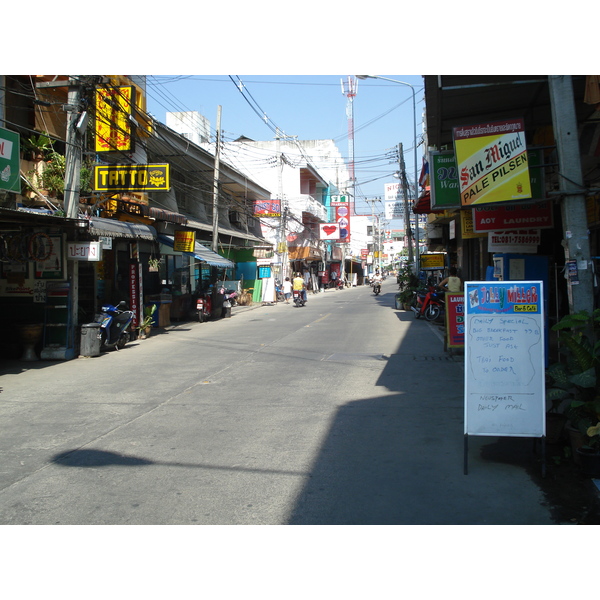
424;304;441;321
198;310;205;323
412;298;421;319
116;332;130;350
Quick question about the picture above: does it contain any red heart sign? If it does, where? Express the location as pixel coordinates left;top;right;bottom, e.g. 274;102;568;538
323;226;337;235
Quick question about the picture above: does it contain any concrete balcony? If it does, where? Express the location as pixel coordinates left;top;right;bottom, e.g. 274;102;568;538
292;194;328;222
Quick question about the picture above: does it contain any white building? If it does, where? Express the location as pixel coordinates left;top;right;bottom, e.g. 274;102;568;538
166;111;211;146
167;111;366;279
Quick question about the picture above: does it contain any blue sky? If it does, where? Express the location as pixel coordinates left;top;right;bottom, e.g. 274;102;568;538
144;75;425;219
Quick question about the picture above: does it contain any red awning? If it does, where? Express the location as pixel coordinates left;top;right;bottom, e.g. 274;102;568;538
413;188;444;215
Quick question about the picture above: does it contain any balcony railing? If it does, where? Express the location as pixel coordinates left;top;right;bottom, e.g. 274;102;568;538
291;194;328;221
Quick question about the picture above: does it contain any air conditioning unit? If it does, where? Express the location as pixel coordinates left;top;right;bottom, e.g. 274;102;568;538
230;211;247;227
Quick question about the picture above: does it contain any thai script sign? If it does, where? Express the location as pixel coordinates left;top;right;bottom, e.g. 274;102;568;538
174;230;195;253
67;242;102;261
430;151;461;210
454;119;532;206
0;126;20;193
419;253;445;270
95;86;135;152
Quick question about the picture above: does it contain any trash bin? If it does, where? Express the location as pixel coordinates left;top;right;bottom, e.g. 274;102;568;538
80;322;102;357
394;293;403;310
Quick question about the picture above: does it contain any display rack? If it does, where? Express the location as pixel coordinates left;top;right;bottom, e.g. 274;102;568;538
41;281;76;360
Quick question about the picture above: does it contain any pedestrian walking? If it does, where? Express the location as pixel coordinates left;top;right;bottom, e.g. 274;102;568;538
283;277;292;303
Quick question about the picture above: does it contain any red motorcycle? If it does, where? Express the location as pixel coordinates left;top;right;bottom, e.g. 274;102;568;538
411;282;445;321
195;292;212;322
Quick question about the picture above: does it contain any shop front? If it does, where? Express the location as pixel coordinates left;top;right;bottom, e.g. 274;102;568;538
157;234;235;320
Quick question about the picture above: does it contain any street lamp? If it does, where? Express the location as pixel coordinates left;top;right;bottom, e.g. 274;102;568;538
356;75;420;272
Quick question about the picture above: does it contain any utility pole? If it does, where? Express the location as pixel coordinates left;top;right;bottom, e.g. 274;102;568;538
212;106;222;253
548;76;594;315
398;143;414;265
64;77;84;220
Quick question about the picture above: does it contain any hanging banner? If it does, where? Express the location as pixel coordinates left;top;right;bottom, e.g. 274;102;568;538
454;119;532;206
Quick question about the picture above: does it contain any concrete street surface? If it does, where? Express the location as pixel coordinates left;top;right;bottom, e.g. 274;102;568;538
0;278;598;525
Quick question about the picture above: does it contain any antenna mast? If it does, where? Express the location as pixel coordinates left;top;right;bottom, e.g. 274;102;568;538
341;76;357;214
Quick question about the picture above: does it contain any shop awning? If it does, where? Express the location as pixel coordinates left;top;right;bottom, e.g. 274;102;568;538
413;189;444;215
158;234;234;268
89;217;157;240
149;207;188;225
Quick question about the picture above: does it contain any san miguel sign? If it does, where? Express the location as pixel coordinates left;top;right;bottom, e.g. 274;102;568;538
94;164;170;192
454;119;532;206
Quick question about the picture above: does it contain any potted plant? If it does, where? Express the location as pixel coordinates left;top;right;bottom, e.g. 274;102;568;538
40;151;66;198
396;264;419;310
24;133;52;161
545;309;600;461
137;304;156;339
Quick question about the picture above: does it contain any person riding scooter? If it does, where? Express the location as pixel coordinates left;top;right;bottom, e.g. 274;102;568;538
292;273;307;304
372;270;382;295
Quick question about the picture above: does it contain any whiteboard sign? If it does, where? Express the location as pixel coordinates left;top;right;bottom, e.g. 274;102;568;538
464;281;545;437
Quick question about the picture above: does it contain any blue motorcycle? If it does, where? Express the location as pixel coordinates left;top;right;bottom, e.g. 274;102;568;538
97;301;134;350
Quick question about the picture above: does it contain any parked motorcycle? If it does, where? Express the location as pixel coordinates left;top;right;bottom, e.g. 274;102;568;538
411;283;445;321
292;289;306;307
194;292;213;323
275;280;285;302
219;287;238;318
97;301;134;350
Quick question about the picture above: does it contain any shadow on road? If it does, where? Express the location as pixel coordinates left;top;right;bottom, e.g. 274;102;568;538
51;448;306;477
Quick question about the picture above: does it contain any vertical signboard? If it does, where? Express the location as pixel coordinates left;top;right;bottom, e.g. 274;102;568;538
95;86;135;152
430;151;461;210
445;293;465;349
129;263;141;328
0;126;21;193
335;204;351;244
464;280;545;437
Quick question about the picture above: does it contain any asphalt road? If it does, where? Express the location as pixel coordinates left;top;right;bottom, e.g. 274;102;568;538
0;279;556;524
